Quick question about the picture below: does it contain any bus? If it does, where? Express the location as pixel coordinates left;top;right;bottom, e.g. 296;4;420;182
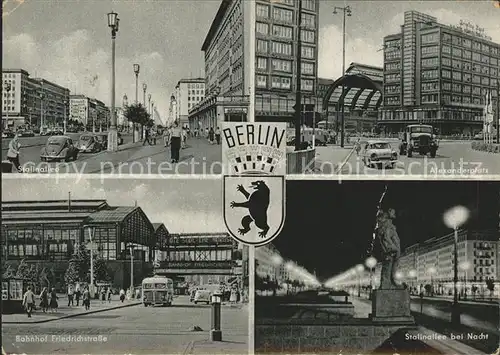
142;276;174;307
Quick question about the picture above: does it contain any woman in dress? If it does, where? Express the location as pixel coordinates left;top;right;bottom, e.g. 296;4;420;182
49;288;58;313
169;122;182;163
7;134;22;172
39;287;49;313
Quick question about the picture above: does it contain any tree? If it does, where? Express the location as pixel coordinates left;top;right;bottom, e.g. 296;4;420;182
93;254;110;283
486;278;495;300
64;244;91;286
124;103;150;142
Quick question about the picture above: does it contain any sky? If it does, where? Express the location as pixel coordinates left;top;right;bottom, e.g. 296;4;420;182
273;180;499;282
1;177;224;234
3;0;499;118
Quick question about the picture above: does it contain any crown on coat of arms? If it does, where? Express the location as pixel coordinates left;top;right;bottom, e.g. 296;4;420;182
225;145;284;175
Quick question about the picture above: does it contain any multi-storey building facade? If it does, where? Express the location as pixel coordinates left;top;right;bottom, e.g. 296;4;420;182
255;243;289;283
254;0;320;123
379;11;500;135
69;95;91;126
189;0;253;131
175;78;205;128
2;69;70;130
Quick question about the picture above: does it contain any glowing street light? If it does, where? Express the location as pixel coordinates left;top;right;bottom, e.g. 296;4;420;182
365;256;377;299
443;205;470;325
355;264;364;297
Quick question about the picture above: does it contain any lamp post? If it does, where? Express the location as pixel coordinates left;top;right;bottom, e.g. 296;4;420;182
148;94;152;115
133;64;140;143
106;10;120;151
39;90;45;132
210;292;222;341
443;205;470;325
365;256;377;300
127;243;135;295
294;0;303;151
333;5;351;148
122;94;128;132
86;227;96;299
355;264;364;297
63;99;68;134
142;83;147;107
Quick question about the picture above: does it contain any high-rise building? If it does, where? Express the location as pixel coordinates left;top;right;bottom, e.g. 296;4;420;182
175;78;205;128
254;0;320;123
69;95;91;126
379;11;500;135
2;69;70;130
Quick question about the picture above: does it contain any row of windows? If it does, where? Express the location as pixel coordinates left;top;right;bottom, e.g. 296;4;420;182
256;75;314;91
442;45;500;65
421;94;438;103
189;89;204;95
187;83;203;89
167;249;232;262
442;33;499;56
385;62;400;71
188;96;203;102
385;73;401;82
421;82;438;92
385;85;400;94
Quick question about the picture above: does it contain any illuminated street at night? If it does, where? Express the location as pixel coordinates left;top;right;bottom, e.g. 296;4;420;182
255;180;499;355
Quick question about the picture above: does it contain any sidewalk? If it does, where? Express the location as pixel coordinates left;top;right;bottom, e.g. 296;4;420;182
184;337;248;355
309;144;355;174
2;299;141;324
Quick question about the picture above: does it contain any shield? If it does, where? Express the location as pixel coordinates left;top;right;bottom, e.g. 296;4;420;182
223;175;285;246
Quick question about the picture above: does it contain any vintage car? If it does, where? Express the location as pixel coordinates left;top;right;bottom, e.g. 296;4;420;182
399;124;439;158
18;130;35;137
2;130;15;138
40;136;79;162
77;133;102;153
96;132;124;147
360;140;398;169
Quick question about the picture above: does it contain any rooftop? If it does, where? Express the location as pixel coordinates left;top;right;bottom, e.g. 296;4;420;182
176;78;205;87
201;0;231;52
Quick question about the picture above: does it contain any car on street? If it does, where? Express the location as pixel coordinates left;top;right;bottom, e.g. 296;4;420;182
193;289;212;305
77;133;103;153
360;140;398;169
2;130;15;138
399;124;439;158
95;132;124;147
40;136;79;162
40;130;52;136
18;130;35;137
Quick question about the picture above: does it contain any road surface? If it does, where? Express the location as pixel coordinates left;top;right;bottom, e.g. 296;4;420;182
314;139;500;176
1;296;248;354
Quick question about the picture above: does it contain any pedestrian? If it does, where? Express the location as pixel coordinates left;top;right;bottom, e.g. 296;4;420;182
142;127;152;145
67;284;74;307
181;127;187;149
83;287;90;310
230;287;237;304
107;288;112;303
101;287;106;304
7;134;22;172
49;288;58;313
169;122;182;163
23;286;36;318
205;128;209;139
39;287;48;313
119;289;125;303
135;288;141;299
208;127;215;144
215;127;221;145
75;282;81;306
355;138;362;156
163;128;170;147
126;288;131;300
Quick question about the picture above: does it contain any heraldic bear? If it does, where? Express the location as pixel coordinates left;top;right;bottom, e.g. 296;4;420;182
230;180;270;238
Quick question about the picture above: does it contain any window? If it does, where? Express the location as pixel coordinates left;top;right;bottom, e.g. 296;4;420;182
273;7;293;23
452;83;462;93
472;52;481;62
385;97;400;105
303;0;315;11
421;46;438;56
441;57;451;67
421;82;438;92
300;30;315;43
385;73;400;82
301;62;314;75
452;71;462;81
271;76;291;90
421;58;438;67
464;73;472;82
442;82;451;91
302;46;314;59
256;4;269;18
452;47;462;57
421;33;438;44
385;50;400;60
472;75;480;84
271;41;292;55
463;85;471;94
256;75;267;88
385;85;400;94
442;45;451;55
481;77;489;86
463;62;471;71
422;69;438;79
441;70;451;79
272;25;293;39
463;39;472;48
301;13;316;27
257;39;268;53
463;50;472;60
301;79;314;91
256;57;267;70
256;22;269;35
272;58;292;72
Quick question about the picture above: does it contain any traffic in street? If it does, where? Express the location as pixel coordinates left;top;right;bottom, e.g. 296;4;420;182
1;295;248;355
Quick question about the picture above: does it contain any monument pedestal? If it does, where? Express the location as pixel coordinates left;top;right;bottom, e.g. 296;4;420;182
369;289;415;324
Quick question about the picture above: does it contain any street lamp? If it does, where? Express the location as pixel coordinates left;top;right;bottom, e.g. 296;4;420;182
443;205;470;325
122;94;128;132
132;64;140;142
63;99;68;134
148;93;152;115
333;5;352;148
210;292;223;341
107;10;120;152
355;264;364;297
86;227;96;299
127;242;135;295
365;256;377;300
142;83;147;107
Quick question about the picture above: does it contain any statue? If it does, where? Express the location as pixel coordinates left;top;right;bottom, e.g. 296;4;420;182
376;208;402;289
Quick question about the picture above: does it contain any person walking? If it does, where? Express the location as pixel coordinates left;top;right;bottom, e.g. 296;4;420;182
181;127;187;149
23;286;36;318
7;134;22;172
215;127;221;145
355;138;362;156
208;127;215;144
75;282;81;306
169;122;182;163
107;288;112;303
142;127;152;145
67;284;74;307
49;288;58;313
39;287;49;313
100;287;106;304
135;288;141;300
230;287;237;304
119;289;125;303
83;287;90;310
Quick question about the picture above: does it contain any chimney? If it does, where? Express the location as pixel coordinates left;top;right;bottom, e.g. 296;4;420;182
68;192;72;212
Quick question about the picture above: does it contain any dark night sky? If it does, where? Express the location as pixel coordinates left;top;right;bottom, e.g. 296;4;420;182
274;181;499;282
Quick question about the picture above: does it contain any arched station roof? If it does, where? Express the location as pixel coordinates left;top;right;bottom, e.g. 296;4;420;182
322;63;383;112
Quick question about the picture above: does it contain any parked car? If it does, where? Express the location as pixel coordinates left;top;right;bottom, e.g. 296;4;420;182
77;133;102;153
193;290;212;305
40;136;79;162
96;132;124;146
2;130;15;138
360;140;398;169
18;130;35;137
40;130;52;136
